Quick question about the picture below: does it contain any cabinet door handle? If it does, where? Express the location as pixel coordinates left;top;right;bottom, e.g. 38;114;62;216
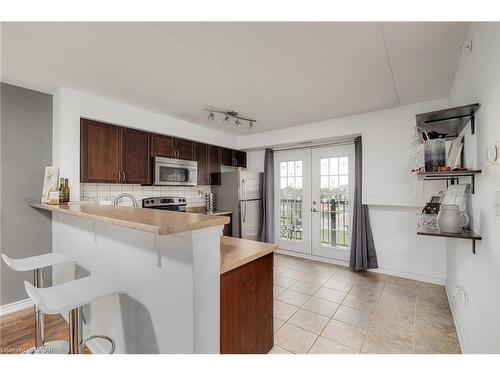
118;170;120;182
122;171;126;182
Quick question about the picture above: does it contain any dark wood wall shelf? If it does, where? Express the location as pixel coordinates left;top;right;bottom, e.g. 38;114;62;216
417;227;482;254
416;103;480;137
417;170;482;194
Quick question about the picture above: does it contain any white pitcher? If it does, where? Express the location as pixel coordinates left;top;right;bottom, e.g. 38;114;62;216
437;204;470;233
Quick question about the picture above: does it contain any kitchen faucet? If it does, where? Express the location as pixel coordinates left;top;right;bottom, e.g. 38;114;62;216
113;193;138;208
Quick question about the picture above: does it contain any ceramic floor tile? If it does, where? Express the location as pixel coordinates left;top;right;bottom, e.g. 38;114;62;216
276;289;311;307
289;280;322;295
274;299;300;321
274;285;286;297
314;287;347;304
323;279;354;293
342;293;380;313
274;323;318;354
308;336;359;354
300;273;329;285
274;318;286;333
331;269;363;283
333;305;373;332
349;284;383;299
380;289;416;309
302;296;340;317
288;308;330;334
269;345;293;354
281;269;304;280
361;329;413;354
274;275;298;288
321;319;366;351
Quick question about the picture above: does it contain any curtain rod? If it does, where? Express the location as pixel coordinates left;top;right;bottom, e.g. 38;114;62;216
273;139;355;152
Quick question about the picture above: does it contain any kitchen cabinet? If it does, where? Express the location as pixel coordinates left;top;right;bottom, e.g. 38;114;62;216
80;119;121;183
81;118;246;185
221;147;247;168
207;145;221;185
152;134;194;161
175;138;194;160
194;142;209;185
220;252;273;354
233;150;247;168
121;127;151;184
151;134;175;158
81;119;151;184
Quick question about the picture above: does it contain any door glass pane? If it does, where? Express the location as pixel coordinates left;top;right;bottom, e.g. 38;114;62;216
318;156;350;248
280;159;303;242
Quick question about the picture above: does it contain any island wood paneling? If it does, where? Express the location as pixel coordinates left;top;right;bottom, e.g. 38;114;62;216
220;252;273;354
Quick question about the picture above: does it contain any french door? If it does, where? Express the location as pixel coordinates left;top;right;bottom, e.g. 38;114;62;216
274;145;354;261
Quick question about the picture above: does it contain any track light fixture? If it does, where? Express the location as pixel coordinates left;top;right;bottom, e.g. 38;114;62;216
204;108;256;130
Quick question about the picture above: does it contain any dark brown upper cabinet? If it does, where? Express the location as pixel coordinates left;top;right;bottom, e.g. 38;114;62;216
81;118;245;185
175;138;194;160
194;142;209;185
121;128;151;184
151;134;175;158
233;150;247;168
81;119;151;184
221;147;233;166
81;119;121;183
221;147;247;168
207;145;221;185
152;134;194;161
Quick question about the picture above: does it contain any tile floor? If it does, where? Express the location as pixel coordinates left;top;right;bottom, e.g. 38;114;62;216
270;253;461;354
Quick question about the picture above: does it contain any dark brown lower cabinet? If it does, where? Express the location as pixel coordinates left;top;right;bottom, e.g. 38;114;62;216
220;253;273;354
221;213;232;237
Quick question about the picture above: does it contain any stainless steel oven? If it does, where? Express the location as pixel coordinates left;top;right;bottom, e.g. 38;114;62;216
154;157;197;186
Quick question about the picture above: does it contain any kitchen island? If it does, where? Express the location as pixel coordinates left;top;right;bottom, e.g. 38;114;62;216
31;204;275;354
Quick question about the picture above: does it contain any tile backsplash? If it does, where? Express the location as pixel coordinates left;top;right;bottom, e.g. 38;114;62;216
80;183;212;207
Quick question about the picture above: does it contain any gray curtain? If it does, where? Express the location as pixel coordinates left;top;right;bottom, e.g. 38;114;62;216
350;136;378;270
260;149;274;243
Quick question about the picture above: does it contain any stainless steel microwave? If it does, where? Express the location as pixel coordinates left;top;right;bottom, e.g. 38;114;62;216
154;157;197;186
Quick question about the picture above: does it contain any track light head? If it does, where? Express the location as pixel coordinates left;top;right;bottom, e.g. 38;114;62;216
249;121;254;130
235;119;241;126
208;112;215;121
224;115;230;122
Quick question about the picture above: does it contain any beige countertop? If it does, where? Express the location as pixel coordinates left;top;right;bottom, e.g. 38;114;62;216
220;236;277;274
31;203;229;235
186;207;232;216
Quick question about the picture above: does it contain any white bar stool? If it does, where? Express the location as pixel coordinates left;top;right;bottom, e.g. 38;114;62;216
24;275;121;354
1;252;75;354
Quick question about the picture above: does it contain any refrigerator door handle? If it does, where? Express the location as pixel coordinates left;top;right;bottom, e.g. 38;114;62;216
243;200;247;223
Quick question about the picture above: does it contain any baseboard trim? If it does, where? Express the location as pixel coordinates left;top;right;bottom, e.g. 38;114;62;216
0;298;34;317
276;248;445;285
445;283;466;353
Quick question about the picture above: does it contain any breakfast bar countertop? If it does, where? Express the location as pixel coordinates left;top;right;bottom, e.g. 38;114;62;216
31;203;229;235
220;236;277;274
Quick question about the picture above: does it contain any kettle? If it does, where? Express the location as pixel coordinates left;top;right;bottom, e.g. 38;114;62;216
437;204;470;233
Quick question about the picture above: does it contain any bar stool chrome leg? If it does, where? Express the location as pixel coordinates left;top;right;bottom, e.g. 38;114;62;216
34;269;44;348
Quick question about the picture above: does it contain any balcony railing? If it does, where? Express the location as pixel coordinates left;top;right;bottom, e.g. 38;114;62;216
280;196;349;247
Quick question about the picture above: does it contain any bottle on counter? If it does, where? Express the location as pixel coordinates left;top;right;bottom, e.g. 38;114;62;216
59;178;65;204
63;178;70;203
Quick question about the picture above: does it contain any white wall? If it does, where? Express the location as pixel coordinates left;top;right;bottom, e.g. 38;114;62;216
53;88;239;201
445;23;500;353
242;99;448;207
245;100;450;284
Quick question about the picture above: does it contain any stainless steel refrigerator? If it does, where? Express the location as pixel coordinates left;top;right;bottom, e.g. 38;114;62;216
214;170;263;240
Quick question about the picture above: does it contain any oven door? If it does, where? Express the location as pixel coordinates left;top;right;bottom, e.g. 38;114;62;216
154;162;197;186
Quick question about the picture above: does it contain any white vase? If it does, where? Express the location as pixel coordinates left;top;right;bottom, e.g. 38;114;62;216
437;204;470;233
